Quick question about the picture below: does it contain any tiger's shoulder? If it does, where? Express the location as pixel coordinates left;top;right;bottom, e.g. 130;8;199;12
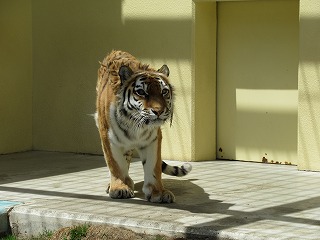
97;50;151;94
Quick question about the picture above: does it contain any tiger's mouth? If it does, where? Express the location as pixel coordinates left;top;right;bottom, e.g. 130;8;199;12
127;110;169;128
144;117;166;126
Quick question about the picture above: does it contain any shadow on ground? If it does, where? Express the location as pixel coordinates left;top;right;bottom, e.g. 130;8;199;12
0;151;105;184
134;179;233;214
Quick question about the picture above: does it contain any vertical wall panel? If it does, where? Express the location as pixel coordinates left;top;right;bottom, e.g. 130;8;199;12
0;1;33;153
217;1;299;164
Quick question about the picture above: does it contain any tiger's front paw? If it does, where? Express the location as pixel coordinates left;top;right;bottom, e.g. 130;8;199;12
109;187;134;199
108;177;135;199
143;185;175;203
146;189;175;203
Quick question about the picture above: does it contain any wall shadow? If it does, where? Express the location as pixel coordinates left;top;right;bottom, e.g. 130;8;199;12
0;151;105;184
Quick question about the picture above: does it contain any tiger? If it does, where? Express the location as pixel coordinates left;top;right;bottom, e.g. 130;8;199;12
95;50;192;203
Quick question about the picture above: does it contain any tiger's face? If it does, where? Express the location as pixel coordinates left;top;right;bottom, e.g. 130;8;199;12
118;65;173;128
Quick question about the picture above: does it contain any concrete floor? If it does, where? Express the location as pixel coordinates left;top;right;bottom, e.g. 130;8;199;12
0;151;320;239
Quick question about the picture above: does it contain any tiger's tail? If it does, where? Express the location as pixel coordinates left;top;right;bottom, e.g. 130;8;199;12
161;161;192;177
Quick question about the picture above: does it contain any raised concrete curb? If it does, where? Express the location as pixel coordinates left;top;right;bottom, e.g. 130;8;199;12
8;204;255;240
0;201;21;236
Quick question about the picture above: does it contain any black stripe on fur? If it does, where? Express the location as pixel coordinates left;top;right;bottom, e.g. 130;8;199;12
162;161;168;172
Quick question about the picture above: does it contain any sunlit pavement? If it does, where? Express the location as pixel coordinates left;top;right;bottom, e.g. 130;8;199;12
1;151;319;239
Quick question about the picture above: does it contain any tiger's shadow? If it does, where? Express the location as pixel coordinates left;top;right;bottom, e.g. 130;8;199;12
133;179;232;214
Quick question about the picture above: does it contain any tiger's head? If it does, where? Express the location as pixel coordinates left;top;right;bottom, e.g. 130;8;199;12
117;64;173;128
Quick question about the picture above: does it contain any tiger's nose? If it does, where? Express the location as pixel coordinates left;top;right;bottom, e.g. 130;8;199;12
151;108;164;116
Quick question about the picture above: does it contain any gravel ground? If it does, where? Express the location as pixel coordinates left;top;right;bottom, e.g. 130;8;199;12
49;225;186;240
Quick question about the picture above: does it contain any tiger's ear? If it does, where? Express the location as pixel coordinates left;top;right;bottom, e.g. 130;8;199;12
119;65;134;83
158;64;170;77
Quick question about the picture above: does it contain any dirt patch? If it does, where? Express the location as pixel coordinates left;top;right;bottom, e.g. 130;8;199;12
49;225;185;240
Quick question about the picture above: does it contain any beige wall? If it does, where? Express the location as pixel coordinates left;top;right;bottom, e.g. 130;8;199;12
4;0;320;171
32;0;116;153
298;0;320;171
31;0;194;160
0;1;33;153
193;2;217;161
217;0;299;164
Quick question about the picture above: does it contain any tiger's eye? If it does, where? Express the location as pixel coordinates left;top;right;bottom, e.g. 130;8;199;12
135;89;146;96
162;89;169;96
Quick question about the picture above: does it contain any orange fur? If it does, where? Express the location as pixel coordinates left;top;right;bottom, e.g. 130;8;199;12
96;50;174;202
96;51;141;194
